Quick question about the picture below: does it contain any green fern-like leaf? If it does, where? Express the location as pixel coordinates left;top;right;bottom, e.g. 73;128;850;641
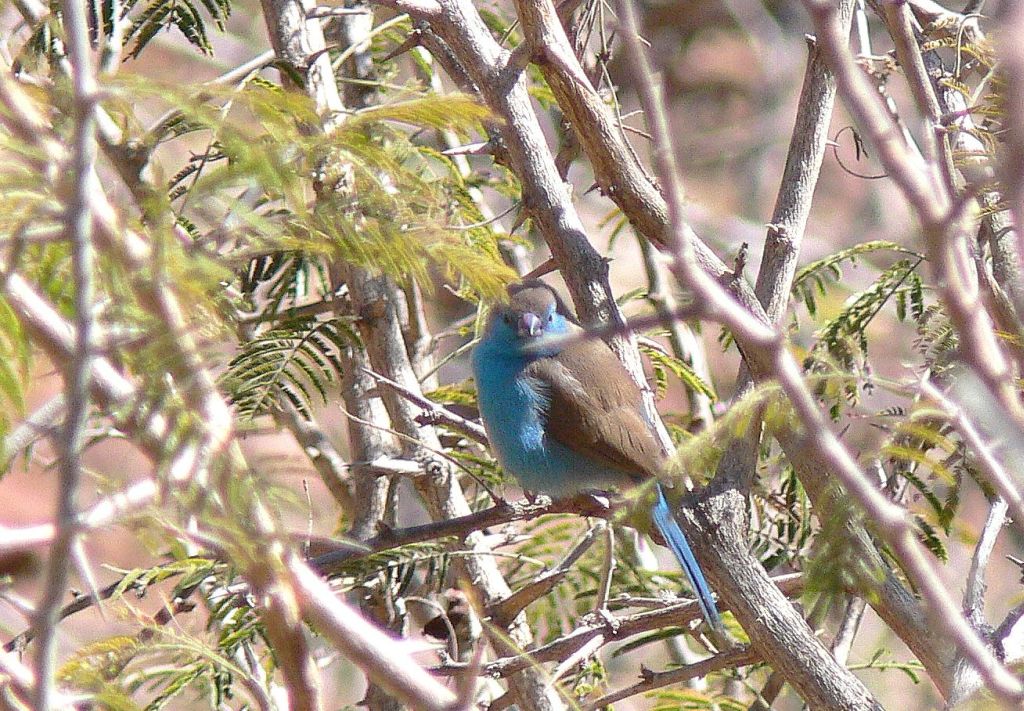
914;514;949;562
58;635;144;690
792;241;921;318
913;305;958;375
222;316;357;419
638;340;716;401
121;80;517;305
804;259;924;410
881;413;965;539
321;540;453;591
348;94;491;138
424;380;478;407
814;258;924;357
125;0;230;58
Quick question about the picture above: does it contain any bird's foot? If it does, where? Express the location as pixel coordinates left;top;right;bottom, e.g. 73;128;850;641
577;489;624;518
583;490;612;508
522;491;552;509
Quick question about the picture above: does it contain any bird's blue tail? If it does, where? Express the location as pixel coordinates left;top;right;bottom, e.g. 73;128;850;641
650;484;723;633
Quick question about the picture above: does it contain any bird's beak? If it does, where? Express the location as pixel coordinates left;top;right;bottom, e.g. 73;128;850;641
518;312;543;338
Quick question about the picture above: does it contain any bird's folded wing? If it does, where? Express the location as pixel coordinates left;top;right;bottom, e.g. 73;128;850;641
523;339;668;482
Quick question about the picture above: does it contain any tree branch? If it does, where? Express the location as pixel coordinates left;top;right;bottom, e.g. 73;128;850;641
581;645;760;711
30;1;98;704
309;493;616;571
361;366;488;444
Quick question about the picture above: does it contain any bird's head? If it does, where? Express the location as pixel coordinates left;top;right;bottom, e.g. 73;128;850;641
483;280;575;355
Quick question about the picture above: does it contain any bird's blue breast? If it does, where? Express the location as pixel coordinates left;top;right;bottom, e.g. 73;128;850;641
472;339;632;495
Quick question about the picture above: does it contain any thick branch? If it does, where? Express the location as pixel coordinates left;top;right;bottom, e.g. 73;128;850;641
290;560;459;711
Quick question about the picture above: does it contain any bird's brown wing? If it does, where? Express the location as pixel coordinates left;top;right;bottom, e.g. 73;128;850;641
523;339;668;482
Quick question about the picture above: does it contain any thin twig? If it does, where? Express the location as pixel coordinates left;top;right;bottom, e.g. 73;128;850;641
830;597;868;665
31;0;98;705
361;367;487;444
594;521;614;613
966;497;1008;620
488;519;604;627
311;493;616;572
580;645;759;711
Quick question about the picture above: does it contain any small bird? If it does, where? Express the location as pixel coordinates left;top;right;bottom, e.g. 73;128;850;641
472;280;722;631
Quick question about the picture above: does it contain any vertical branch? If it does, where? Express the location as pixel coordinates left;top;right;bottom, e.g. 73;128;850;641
714;4;855;492
97;0;127;74
995;1;1024;263
878;1;955;190
260;0;344;127
948;496;1009;705
754;26;852;325
30;1;98;707
327;16;409;710
428;0;644;378
965;500;1008;621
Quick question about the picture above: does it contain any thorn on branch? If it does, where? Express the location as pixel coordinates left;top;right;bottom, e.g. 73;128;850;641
508;206;529;237
593;606;621;635
522;257;558;280
306;6;371;19
1007;554;1024;584
441;140;493;157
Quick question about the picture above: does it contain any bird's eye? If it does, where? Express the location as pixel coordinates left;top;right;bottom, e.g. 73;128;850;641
547;314;553;322
503;314;513;325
